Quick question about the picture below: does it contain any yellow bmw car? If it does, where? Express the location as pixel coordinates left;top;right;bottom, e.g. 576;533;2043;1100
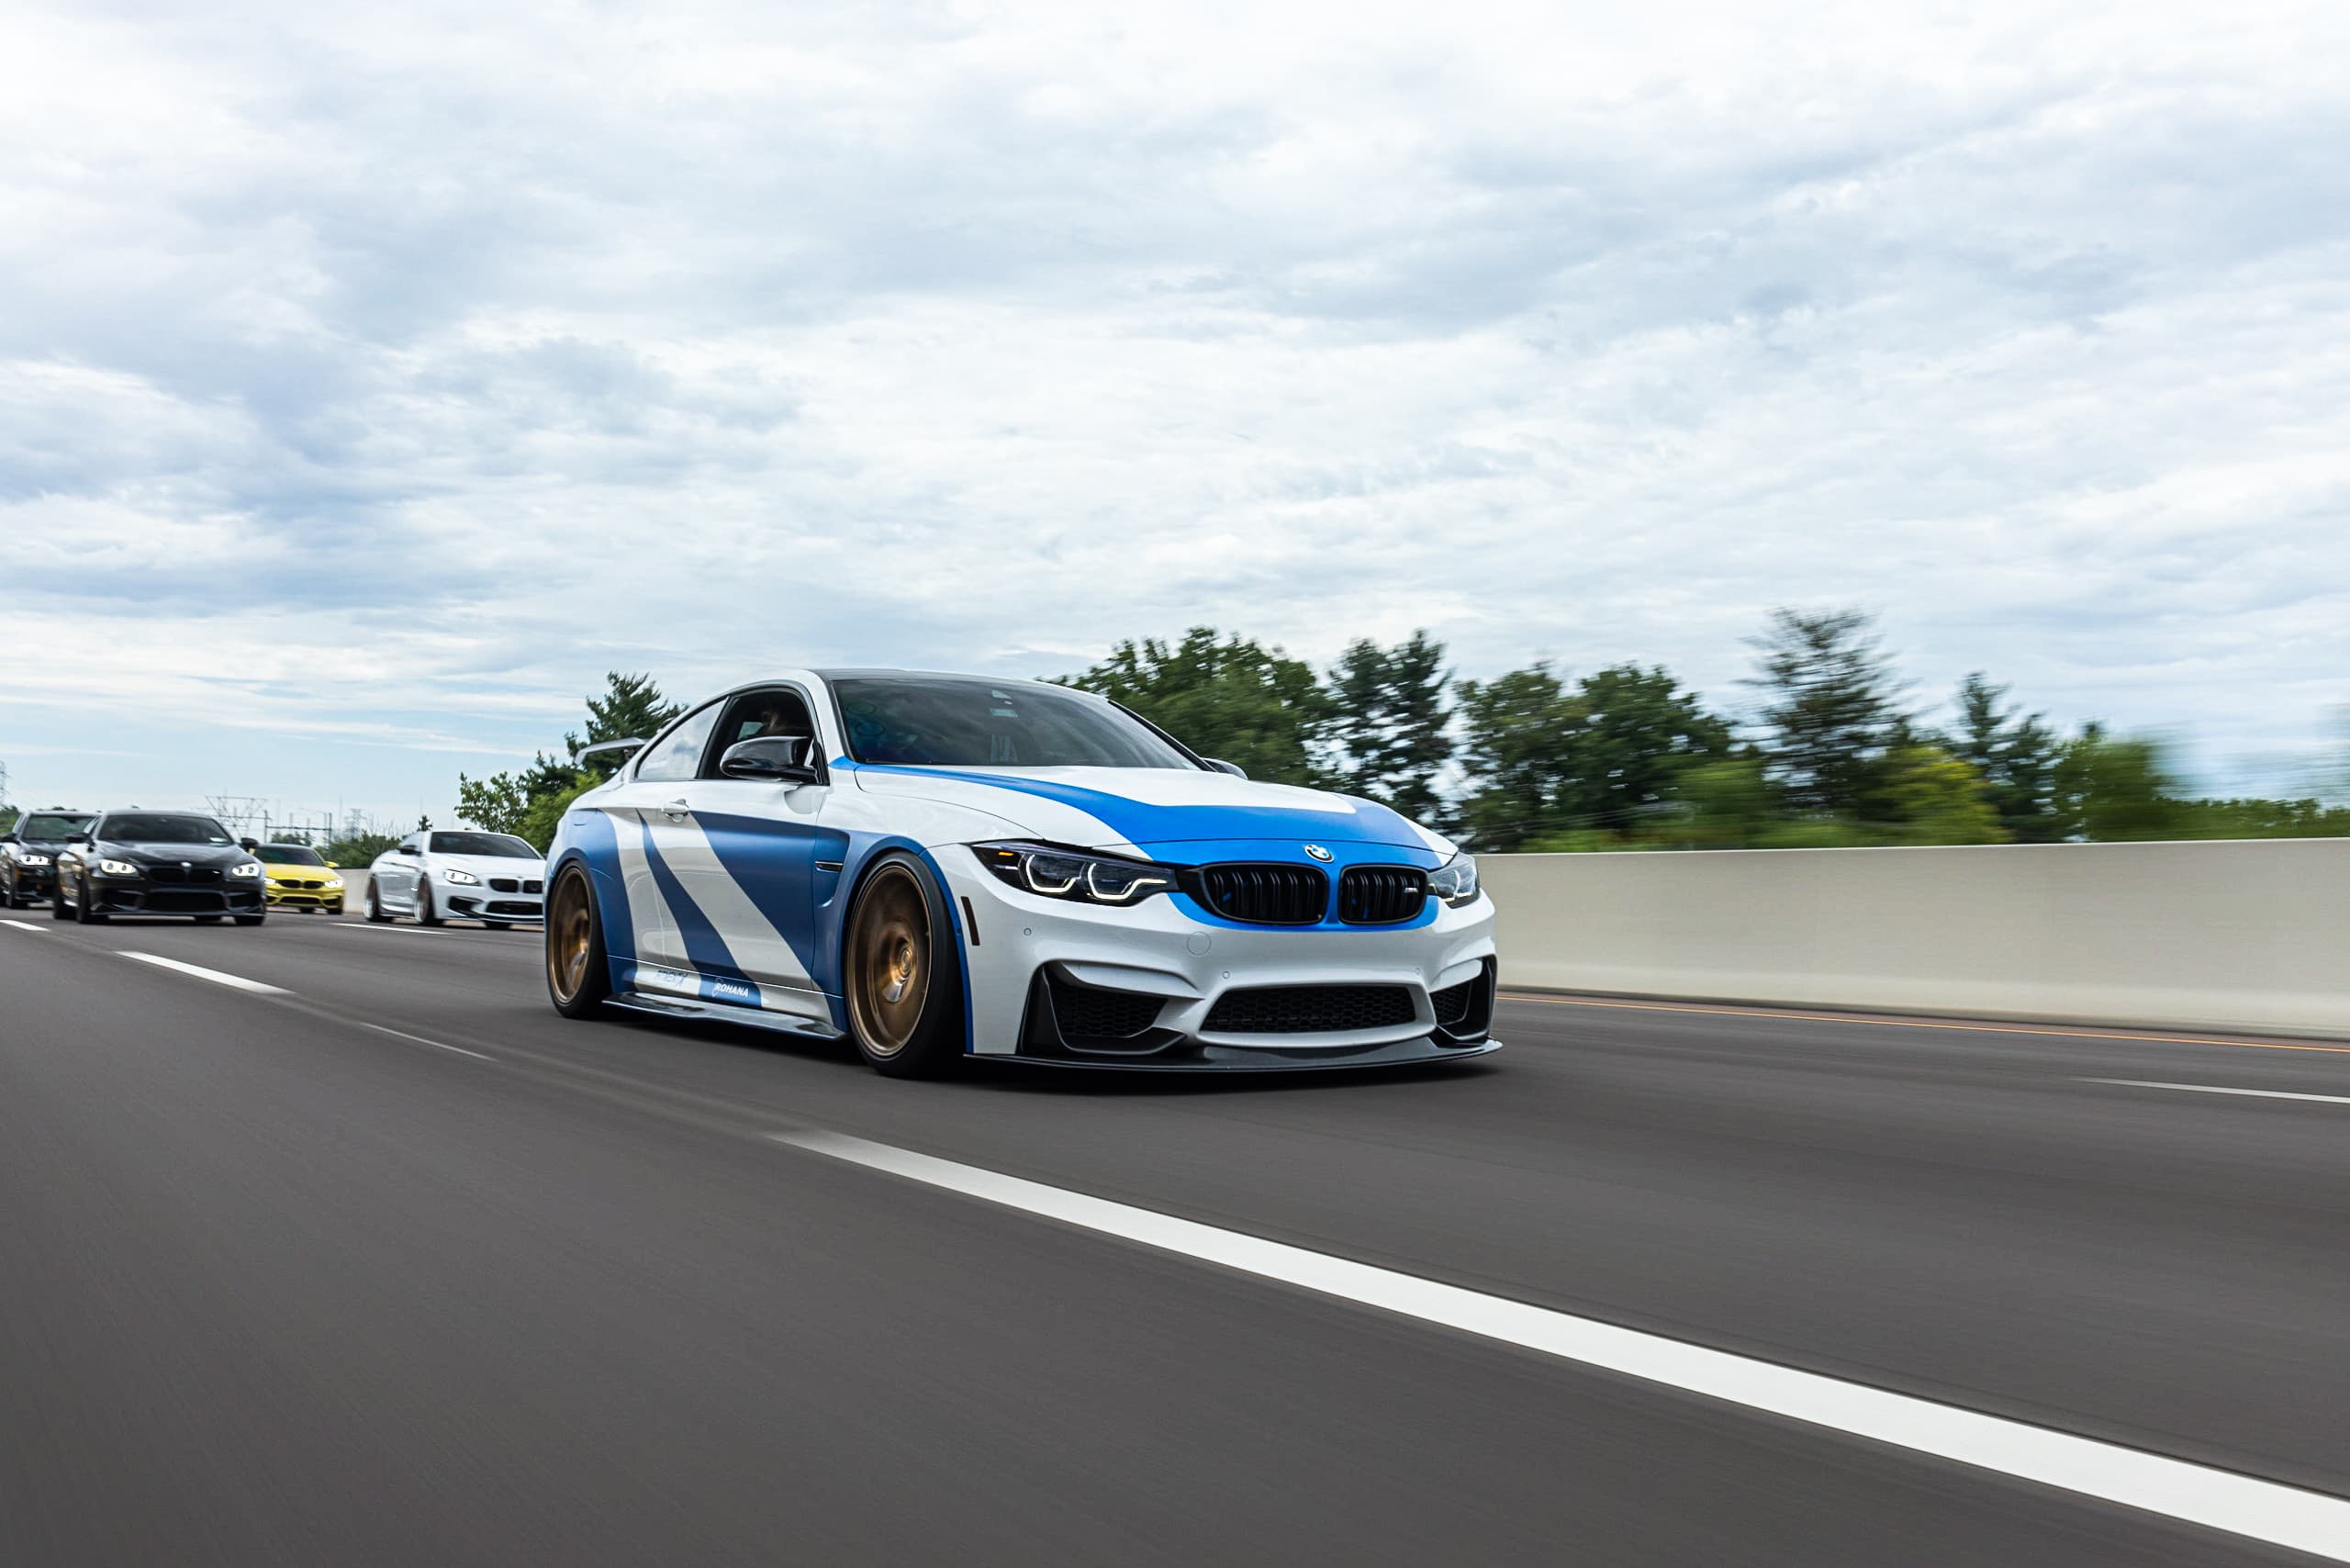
256;843;348;913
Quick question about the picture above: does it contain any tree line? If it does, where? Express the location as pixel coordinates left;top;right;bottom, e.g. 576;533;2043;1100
1066;611;2350;851
455;611;2350;852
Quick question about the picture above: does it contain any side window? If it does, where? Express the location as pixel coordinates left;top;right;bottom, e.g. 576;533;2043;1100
700;688;817;778
635;703;723;783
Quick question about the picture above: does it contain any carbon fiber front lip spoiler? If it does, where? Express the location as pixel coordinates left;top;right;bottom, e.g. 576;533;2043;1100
992;1035;1502;1071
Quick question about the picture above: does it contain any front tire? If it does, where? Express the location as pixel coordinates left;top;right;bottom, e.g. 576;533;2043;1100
365;882;390;923
74;877;107;924
545;864;611;1019
844;854;966;1078
414;880;442;926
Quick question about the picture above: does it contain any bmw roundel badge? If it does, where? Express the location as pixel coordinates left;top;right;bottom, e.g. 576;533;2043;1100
1303;844;1334;861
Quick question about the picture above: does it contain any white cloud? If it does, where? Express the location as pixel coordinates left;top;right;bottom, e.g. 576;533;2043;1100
4;0;2348;814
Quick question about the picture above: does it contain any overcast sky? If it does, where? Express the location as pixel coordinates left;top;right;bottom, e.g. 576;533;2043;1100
4;0;2346;827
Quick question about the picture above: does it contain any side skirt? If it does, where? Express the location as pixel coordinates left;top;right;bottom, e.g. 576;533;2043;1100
604;990;845;1042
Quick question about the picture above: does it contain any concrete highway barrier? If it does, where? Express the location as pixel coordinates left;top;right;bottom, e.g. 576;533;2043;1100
1483;838;2350;1037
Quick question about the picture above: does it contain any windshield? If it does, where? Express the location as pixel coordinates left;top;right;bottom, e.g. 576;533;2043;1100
262;845;327;867
103;813;235;846
834;677;1198;769
20;813;95;842
428;832;540;859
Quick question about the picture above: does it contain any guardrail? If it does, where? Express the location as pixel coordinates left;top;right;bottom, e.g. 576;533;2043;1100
1483;838;2350;1037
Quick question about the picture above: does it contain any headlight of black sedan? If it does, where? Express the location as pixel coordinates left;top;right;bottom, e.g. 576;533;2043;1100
975;843;1175;906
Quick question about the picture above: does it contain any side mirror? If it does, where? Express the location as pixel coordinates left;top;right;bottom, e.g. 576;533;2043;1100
325;861;339;869
0;832;15;844
719;734;822;785
240;838;261;853
67;832;92;845
1205;757;1248;779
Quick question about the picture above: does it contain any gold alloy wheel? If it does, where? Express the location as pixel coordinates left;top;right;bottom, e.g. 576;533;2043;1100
848;864;930;1058
547;869;595;1005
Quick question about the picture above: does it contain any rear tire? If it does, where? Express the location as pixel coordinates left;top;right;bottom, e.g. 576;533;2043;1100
544;864;612;1019
414;880;442;926
844;854;966;1079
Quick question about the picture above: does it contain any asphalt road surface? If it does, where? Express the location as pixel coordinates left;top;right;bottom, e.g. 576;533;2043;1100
4;909;2346;1566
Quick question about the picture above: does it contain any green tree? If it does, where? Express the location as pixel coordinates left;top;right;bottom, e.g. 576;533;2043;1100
2053;726;2181;842
1562;664;1733;832
1880;745;2009;845
1454;663;1584;850
457;672;684;851
321;829;397;868
1745;608;1909;821
1456;661;1732;849
1949;673;2064;842
1326;630;1452;822
0;805;17;834
567;672;683;776
1065;628;1334;788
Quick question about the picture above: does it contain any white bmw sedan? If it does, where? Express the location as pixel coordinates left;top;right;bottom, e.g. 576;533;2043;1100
542;669;1498;1077
366;830;546;928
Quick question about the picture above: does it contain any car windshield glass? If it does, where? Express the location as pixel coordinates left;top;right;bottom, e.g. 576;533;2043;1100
104;813;234;846
20;814;95;842
428;832;539;858
834;677;1198;768
262;845;327;867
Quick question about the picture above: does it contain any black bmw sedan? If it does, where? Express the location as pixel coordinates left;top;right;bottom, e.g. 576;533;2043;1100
52;811;268;925
2;808;96;908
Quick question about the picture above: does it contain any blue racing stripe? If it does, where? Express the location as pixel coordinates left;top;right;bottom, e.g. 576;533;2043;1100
855;765;1434;852
634;816;754;982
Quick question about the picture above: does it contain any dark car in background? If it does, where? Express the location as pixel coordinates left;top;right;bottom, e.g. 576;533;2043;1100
2;809;97;908
52;811;268;925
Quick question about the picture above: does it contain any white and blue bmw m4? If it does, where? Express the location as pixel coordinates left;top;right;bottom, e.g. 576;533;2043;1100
543;670;1499;1076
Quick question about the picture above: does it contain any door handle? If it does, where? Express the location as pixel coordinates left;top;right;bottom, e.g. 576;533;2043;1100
662;799;690;822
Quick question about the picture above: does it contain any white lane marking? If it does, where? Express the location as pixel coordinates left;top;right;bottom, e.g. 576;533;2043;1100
333;923;531;940
773;1129;2350;1563
354;1020;494;1061
2083;1078;2350;1106
1;918;45;932
119;952;289;994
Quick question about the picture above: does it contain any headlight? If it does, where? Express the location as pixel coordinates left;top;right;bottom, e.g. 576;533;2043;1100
18;854;49;867
1427;852;1479;906
323;876;343;888
439;868;480;886
231;862;261;879
97;859;140;878
976;843;1174;906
